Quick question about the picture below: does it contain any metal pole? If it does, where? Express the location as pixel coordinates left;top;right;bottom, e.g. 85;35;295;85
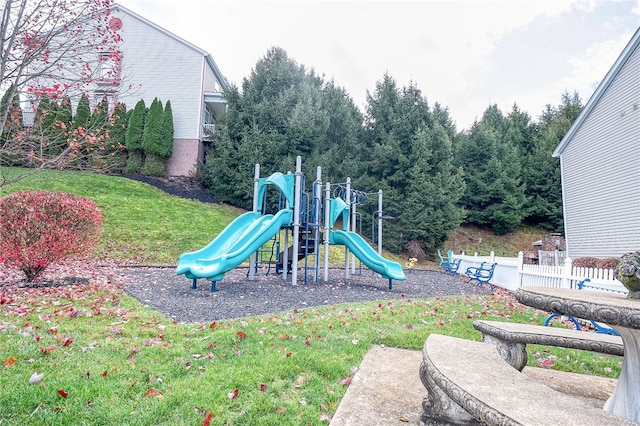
345;177;351;280
351;188;356;274
324;182;330;282
292;156;302;286
313;166;322;282
249;164;260;280
378;189;383;255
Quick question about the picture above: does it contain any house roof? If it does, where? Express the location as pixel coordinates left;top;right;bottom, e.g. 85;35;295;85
112;3;229;90
552;27;640;158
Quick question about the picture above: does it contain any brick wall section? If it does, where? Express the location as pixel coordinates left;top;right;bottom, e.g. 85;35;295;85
167;138;201;177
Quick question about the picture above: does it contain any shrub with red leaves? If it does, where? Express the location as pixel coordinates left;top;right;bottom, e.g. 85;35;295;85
573;256;619;270
0;191;102;281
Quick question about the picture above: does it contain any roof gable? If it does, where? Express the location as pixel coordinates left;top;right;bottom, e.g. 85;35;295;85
112;3;228;89
553;27;640;157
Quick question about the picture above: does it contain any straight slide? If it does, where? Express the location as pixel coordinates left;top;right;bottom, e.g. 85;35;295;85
329;230;406;281
176;209;293;282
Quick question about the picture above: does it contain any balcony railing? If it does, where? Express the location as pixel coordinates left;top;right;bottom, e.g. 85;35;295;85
202;123;216;140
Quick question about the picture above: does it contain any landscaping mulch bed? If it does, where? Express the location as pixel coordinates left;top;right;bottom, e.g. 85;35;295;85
104;266;494;323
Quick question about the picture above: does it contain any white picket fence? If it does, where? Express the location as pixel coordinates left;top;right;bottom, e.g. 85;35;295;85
451;251;626;294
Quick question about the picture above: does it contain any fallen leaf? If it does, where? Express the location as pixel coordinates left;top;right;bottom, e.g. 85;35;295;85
62;337;73;347
340;376;352;385
236;331;247;339
3;357;17;367
276;407;286;414
144;388;162;398
29;372;44;384
228;389;238;400
57;389;68;398
260;384;267;392
203;412;213;426
209;322;217;329
41;344;57;354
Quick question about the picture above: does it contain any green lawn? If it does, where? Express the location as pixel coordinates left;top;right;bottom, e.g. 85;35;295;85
0;168;623;425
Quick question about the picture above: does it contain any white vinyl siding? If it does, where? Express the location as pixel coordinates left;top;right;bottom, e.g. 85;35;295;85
561;43;640;258
203;65;222;93
114;10;204;140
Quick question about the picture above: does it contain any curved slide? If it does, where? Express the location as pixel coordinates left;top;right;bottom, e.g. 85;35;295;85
329;230;406;281
176;209;293;282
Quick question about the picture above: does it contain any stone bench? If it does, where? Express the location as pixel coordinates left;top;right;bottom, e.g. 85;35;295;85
419;334;633;425
473;320;623;371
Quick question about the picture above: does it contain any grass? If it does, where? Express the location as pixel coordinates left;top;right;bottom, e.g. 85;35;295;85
0;168;402;266
0;168;624;424
2;279;619;425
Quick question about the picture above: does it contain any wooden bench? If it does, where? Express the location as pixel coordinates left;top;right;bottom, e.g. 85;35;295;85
419;334;634;425
465;262;497;291
473;319;623;371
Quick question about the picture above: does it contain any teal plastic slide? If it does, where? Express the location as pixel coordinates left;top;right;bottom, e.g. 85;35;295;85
329;230;406;281
176;209;293;282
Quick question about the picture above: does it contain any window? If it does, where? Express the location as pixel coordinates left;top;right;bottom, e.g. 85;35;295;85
96;51;121;86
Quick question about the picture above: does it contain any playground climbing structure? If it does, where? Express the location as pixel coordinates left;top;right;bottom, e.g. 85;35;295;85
176;156;406;291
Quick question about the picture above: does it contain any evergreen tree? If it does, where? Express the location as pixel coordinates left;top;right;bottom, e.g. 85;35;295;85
456;105;526;235
105;102;128;173
523;92;582;232
160;100;174;159
202;47;361;209
124;99;146;174
50;96;73;155
142;98;166;176
73;93;91;130
363;74;465;253
0;85;24;165
33;95;58;159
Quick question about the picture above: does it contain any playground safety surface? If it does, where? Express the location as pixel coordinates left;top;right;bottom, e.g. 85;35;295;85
109;267;494;323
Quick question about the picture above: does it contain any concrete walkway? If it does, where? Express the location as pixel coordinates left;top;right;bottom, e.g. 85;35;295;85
330;345;425;425
330;344;618;425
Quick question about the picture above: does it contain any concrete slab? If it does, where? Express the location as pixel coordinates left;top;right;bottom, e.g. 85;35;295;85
330;345;425;426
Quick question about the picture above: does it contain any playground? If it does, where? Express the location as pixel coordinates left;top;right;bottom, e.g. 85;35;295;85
176;156;406;292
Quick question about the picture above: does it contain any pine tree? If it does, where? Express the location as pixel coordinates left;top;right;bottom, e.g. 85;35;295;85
160;100;174;159
456;105;526;235
363;74;465;253
124;99;146;174
73;93;91;130
142;98;166;176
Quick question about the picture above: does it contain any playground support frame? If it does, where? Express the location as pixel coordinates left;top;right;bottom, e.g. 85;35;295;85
248;163;261;281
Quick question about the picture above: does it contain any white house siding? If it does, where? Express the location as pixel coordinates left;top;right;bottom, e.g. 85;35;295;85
111;7;221;176
203;65;222;93
560;43;640;258
114;9;204;141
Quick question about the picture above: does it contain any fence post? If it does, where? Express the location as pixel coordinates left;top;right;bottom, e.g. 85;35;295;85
490;251;495;262
517;251;524;288
562;257;573;289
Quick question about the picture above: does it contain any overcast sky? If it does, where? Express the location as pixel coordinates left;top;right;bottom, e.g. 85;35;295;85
117;0;640;131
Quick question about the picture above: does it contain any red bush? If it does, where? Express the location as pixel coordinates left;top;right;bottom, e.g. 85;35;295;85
0;191;102;281
573;256;619;270
572;257;600;268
